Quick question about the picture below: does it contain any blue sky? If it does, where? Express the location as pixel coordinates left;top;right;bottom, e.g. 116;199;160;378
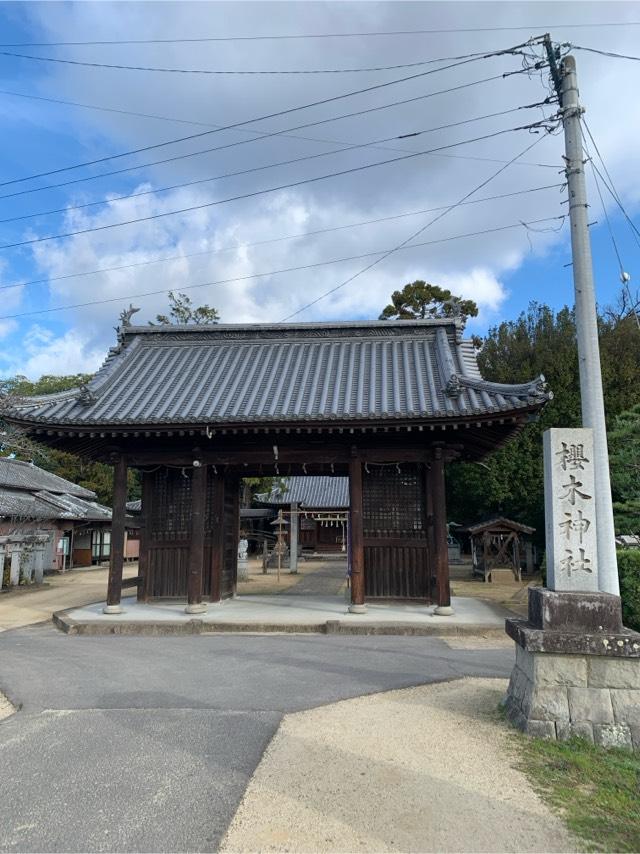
0;1;639;378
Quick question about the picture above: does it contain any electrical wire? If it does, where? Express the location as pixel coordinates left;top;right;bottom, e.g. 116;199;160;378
0;24;636;45
0;104;550;224
581;118;640;248
0;183;563;294
0;47;503;75
0;74;545;202
0;215;565;321
0;122;551;250
0;87;559;174
581;121;640;330
571;44;640;62
282;132;553;320
0;48;529;189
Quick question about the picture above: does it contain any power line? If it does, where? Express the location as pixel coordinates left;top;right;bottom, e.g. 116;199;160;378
0;104;550;224
0;47;497;75
0;183;563;293
0;73;545;202
571;44;640;62
0;23;637;45
0;123;552;250
581;119;640;246
283;133;551;320
0;48;526;189
0;87;559;173
581;120;640;331
0;215;565;321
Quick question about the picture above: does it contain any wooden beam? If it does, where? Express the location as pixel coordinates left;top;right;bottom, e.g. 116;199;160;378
431;447;452;613
425;463;436;603
105;455;127;613
137;471;152;602
348;453;366;613
209;472;224;603
186;462;208;613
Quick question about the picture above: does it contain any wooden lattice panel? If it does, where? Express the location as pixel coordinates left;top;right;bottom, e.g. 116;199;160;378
362;466;426;539
361;464;430;599
149;467;192;542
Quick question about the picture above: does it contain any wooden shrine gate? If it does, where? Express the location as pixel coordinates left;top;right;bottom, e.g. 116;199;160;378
139;467;239;601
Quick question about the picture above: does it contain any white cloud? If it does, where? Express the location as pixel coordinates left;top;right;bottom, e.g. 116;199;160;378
2;325;105;379
2;1;638;375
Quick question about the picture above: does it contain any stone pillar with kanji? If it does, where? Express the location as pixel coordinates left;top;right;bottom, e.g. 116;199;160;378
504;427;640;750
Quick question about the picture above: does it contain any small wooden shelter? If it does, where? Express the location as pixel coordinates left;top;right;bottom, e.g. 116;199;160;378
6;317;550;613
465;517;536;582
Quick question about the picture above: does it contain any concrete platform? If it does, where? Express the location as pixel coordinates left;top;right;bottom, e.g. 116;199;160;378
53;594;512;637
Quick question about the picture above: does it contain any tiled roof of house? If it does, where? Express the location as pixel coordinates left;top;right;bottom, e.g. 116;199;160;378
0;457;111;522
0;457;95;498
7;320;551;429
263;476;349;509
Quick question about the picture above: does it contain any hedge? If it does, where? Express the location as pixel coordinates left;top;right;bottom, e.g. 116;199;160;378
618;549;640;632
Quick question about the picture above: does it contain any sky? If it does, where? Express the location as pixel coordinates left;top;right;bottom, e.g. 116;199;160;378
0;0;639;379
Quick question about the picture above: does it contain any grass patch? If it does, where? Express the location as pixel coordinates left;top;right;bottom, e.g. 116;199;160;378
517;735;640;852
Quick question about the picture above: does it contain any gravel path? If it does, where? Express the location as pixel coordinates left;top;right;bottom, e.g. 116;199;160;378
222;678;577;854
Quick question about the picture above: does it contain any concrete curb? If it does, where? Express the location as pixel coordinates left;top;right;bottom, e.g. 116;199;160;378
52;610;507;638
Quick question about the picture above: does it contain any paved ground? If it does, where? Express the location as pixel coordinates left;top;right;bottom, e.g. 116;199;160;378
0;625;516;853
222;678;576;853
61;592;511;632
0;564;138;631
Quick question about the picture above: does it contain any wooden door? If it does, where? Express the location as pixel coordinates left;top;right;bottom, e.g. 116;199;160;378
361;463;431;600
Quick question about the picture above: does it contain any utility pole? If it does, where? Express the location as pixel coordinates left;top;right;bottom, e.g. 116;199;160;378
544;36;619;596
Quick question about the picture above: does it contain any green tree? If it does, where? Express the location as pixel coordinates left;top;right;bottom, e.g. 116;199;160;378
446;300;640;540
151;291;220;325
1;373;140;506
609;404;640;534
379;280;478;324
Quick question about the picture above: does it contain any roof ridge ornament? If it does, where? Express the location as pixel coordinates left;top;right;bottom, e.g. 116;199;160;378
114;304;141;346
444;374;462;398
77;384;97;405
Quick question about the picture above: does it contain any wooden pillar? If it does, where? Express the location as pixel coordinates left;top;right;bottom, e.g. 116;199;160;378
230;475;241;597
425;463;436;602
431;447;453;615
137;470;152;602
186;462;208;614
348;453;367;613
104;455;127;614
209;472;224;602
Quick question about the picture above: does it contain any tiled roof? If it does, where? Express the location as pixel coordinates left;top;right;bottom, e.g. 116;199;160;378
0;457;95;498
0;487;111;522
263;476;349;509
8;320;551;429
0;458;112;522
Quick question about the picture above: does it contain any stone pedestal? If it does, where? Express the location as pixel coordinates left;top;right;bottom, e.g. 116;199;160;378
504;588;640;749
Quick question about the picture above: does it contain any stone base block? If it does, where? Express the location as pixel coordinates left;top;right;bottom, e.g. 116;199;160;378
528;587;623;633
505;642;640;750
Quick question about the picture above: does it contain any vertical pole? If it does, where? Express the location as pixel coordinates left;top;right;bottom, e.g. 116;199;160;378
104;455;127;614
425;463;436;601
560;54;619;595
277;509;282;583
348;453;367;613
289;501;299;574
137;470;152;602
186;461;208;614
431;447;453;615
210;471;224;602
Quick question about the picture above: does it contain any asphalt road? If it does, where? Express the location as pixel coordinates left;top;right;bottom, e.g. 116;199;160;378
0;625;514;853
